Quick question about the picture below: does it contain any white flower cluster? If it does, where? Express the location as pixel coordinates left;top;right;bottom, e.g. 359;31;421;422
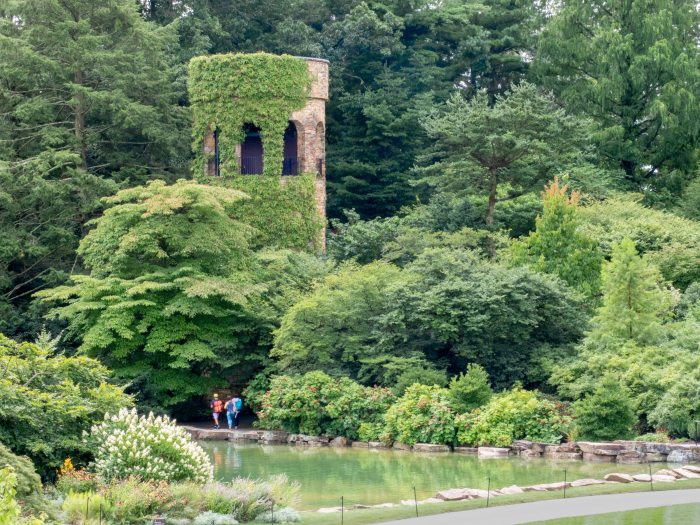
88;408;213;484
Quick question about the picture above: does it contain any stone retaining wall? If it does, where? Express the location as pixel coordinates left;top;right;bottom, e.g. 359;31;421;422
182;426;700;464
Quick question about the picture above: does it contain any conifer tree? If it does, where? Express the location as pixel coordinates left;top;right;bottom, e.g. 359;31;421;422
593;238;670;344
511;178;603;298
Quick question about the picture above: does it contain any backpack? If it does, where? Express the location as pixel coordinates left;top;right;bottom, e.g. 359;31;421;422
213;399;223;413
234;398;243;411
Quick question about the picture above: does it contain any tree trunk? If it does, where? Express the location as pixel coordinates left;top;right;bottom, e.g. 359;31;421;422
485;168;498;257
74;69;87;170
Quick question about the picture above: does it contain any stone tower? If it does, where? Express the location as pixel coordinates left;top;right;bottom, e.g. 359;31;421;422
200;56;329;239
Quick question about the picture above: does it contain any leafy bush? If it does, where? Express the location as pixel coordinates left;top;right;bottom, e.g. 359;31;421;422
383;384;457;446
61;491;111;524
0;466;44;525
56;459;98;495
573;376;636;441
255;372;394;439
634;432;671;443
88;408;213;483
393;367;448;396
357;423;383;442
448;364;492;414
193;512;239;525
255;506;300;523
0;333;132;477
0;442;48;518
456;387;570;447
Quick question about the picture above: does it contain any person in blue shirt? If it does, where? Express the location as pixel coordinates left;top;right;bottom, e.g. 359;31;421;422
225;395;243;430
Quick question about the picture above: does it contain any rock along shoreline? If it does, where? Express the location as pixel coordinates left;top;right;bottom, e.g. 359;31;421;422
183;426;700;464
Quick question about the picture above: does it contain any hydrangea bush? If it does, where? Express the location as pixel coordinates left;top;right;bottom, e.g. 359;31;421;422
87;408;213;483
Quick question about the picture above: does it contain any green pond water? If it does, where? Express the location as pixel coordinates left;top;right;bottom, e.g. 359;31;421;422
199;442;671;510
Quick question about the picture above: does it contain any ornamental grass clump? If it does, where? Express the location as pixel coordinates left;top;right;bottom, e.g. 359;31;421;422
87;408;213;484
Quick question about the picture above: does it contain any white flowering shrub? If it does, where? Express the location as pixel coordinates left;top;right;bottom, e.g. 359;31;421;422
193;512;239;525
255;507;300;523
88;408;213;484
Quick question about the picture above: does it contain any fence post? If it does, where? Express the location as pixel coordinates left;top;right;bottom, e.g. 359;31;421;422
563;469;567;499
649;464;654;491
85;496;90;522
413;486;419;517
99;503;103;525
486;477;491;508
341;496;344;525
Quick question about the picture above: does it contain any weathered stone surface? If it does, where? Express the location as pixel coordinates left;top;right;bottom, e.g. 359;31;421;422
632;474;651;482
577;442;626;455
604;473;634;483
371;503;396;508
392;442;412;451
652;475;677;482
682;465;700;474
330;436;349;447
478;447;510;457
520;449;543;458
616;450;647;464
570;479;605;487
524;482;570;492
350;504;371;509
644;452;667;463
317;507;341;513
454;447;478;454
414;443;450;453
672;468;700;479
368;441;388;449
419;498;444;505
499;485;524;495
547;451;583;460
583;452;616;463
436;488;489;501
351;441;370;448
667;449;700;463
510;440;534;451
655;469;682;478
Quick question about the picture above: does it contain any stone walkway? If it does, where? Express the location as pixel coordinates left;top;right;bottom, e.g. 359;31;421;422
377;489;700;525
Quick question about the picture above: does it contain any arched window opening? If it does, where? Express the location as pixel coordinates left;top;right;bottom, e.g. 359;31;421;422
283;122;298;176
240;123;263;174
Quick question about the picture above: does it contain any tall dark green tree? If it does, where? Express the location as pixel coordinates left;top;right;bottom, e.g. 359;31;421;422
534;0;700;187
0;0;189;339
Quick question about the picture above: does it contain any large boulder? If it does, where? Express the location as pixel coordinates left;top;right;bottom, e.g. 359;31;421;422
616;450;647;464
632;474;651;482
393;442;412;451
330;436;349;447
655;469;682;478
682;465;700;474
478;447;510;457
368;441;389;449
454;447;478;454
577;442;625;455
583;452;616;462
672;468;700;479
499;485;524;495
667;448;700;463
548;452;583;460
571;479;605;487
436;488;489;501
604;473;634;483
413;443;450;453
524;482;569;492
652;475;677;482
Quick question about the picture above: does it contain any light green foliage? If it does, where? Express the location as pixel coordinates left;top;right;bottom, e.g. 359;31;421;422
188;52;310;178
275;248;585;390
420;82;592;226
88;408;213;483
455;387;570;447
535;0;700;186
573;376;636;441
254;372;394;439
224;174;323;250
448;364;492;414
392;367;448;397
61;491;111;524
272;262;408;383
383;384;457;446
634;432;671;443
511;178;603;298
39;180;264;408
0;467;41;525
0;333;131;477
579;197;700;290
0;444;49;519
593;239;671;345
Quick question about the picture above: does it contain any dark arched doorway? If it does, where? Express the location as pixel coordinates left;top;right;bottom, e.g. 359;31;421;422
240;124;263;174
283;122;299;176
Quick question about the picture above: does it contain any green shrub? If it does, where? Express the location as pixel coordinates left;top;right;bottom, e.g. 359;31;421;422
192;512;238;525
456;387;570;447
61;491;111;524
383;384;457;446
393;368;448;396
0;333;132;477
573;376;636;441
357;423;383;442
634;432;671;443
0;443;47;517
448;364;492;414
255;372;394;439
56;459;98;495
88;409;213;483
255;507;300;523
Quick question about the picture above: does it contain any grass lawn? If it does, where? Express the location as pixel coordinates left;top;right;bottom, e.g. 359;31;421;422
526;503;700;524
250;478;700;525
